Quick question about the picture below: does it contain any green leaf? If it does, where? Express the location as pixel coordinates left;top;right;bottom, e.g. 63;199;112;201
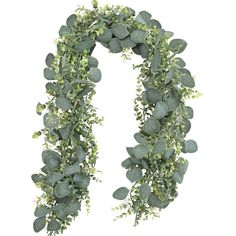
45;172;64;186
75;37;95;54
145;88;163;104
43;113;59;129
183;118;191;134
153;139;167;154
62;80;72;95
46;155;60;171
169;39;187;54
175;57;186;68
76;146;86;162
134;132;146;144
126;147;135;157
121;158;133;169
60;124;71;140
55;94;71;111
184;106;194;119
165;68;174;84
88;56;98;68
52;203;68;219
111;23;129;39
120;36;137;48
66;202;81;214
45;53;55;67
153;101;168;119
166;97;179;112
136;11;152;25
46;82;60;96
133;144;149;159
132;43;149;58
126;167;142;183
180;74;195;88
141;159;149;170
150;19;162;29
66;14;77;29
112;187;129;200
130;29;147;43
54;182;71;198
73;174;90;189
88;67;102;83
147;193;168;208
42;150;60;164
139;183;151;199
109;38;122;53
64;162;80;176
172;172;184;184
31;174;45;184
59;25;71;37
97;28;113;42
185;140;198;153
164;148;175;160
150;50;161;72
47;219;61;231
176;158;189;175
34;206;50;217
143;117;161;135
44;68;56;80
36;102;46;115
33;217;46;233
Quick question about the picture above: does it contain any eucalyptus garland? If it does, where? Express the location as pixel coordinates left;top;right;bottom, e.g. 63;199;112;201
32;1;199;235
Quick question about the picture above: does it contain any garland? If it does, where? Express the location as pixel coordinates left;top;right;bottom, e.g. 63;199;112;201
32;1;199;235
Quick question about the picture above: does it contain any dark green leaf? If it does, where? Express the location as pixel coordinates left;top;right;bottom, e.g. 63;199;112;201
175;57;186;68
166;97;179;112
121;158;133;169
47;219;61;231
88;67;102;83
43;113;59;129
55;182;71;198
134;132;146;144
150;50;161;72
120;36;137;48
64;162;80;176
153;139;167;154
153;101;168;119
46;82;60;96
172;172;183;184
126;147;135;157
143;117;161;135
75;37;95;54
45;53;54;67
55;94;71;111
169;39;187;54
60;124;71;140
66;14;77;29
97;28;113;42
165;68;174;84
132;43;149;58
164;148;175;160
33;217;46;233
183;118;191;134
46;155;60;171
136;11;152;25
111;23;129;39
141;159;149;170
180;74;195;88
130;29;147;43
66;202;81;214
53;203;68;219
150;19;162;28
88;56;98;67
112;187;129;200
62;80;72;95
109;38;122;53
133;144;149;159
126;167;142;183
185;140;198;153
139;183;151;199
45;172;64;186
44;68;56;80
34;206;50;217
145;88;163;104
59;25;71;37
42;150;60;164
73;174;90;188
31;174;45;184
147;193;168;208
184;106;194;119
176;158;189;175
76;146;86;162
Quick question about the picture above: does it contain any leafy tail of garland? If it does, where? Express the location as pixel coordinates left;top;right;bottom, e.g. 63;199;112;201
32;1;200;234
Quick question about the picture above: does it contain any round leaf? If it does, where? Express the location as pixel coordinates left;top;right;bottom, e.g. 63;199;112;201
184;106;194;119
75;37;95;54
134;132;146;144
150;50;161;72
150;19;162;29
111;23;129;39
66;202;81;214
153;101;168;120
166;97;179;112
47;219;61;231
172;172;184;184
88;67;102;83
88;56;98;67
56;94;71;111
143;117;161;135
53;203;68;219
120;36;137;48
164;148;175;160
153;139;167;154
112;187;129;200
66;14;77;29
59;25;71;37
42;150;60;164
45;53;54;67
97;28;113;42
185;140;198;153
176;158;189;175
130;29;147;43
45;172;64;186
44;68;56;80
145;88;163;104
133;144;149;159
126;167;142;183
73;174;90;189
33;217;46;233
64;162;80;176
43;113;59;129
109;38;122;53
34;206;50;217
147;193;167;208
126;147;135;157
76;146;86;162
139;183;151;199
55;182;71;198
169;39;187;54
165;68;174;84
136;11;152;25
180;74;195;88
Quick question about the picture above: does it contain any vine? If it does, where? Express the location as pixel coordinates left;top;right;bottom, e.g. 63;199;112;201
32;1;199;234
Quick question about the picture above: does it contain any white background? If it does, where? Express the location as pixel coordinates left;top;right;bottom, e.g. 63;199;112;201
0;0;235;235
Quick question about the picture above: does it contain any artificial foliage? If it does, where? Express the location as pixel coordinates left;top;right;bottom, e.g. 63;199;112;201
32;1;199;235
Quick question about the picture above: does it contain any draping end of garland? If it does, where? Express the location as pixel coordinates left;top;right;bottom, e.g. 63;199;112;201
32;1;200;234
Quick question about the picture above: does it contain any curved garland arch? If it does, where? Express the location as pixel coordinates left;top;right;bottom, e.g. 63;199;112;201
32;1;199;235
